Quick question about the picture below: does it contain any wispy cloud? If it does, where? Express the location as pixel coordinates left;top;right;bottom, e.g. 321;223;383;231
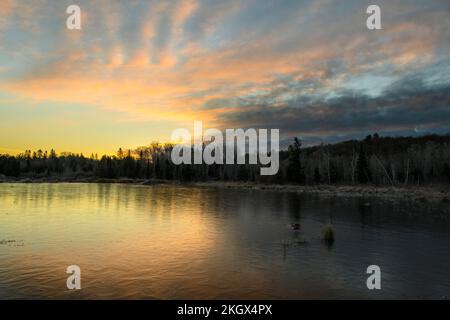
0;0;449;152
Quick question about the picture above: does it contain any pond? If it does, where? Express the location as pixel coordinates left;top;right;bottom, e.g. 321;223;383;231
0;183;449;299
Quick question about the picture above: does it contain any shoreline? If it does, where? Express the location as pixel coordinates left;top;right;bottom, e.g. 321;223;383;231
1;176;449;205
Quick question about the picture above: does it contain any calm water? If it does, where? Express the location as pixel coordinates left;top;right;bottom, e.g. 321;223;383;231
0;183;449;299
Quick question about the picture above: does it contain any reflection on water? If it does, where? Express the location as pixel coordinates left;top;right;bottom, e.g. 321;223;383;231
0;183;449;299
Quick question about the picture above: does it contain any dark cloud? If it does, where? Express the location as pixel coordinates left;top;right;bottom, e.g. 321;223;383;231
219;74;450;143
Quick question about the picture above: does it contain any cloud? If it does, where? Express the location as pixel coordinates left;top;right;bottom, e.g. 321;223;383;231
219;74;450;143
0;0;449;145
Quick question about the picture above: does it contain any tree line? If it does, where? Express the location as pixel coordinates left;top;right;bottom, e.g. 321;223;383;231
1;134;450;186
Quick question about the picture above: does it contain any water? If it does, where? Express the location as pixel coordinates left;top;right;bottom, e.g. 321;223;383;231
0;183;449;299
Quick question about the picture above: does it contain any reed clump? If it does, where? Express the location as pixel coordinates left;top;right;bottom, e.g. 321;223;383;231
322;224;335;244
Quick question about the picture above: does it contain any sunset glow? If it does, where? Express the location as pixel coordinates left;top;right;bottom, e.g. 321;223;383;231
1;0;449;155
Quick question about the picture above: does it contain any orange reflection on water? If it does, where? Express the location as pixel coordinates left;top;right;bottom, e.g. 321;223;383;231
0;183;222;299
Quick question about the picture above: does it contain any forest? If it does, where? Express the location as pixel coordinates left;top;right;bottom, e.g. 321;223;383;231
1;133;450;186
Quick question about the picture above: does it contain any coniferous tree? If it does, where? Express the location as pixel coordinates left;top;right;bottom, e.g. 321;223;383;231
356;143;371;183
287;137;305;184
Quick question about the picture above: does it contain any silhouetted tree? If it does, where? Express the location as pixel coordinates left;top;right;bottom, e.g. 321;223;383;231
287;137;305;183
1;134;449;186
356;143;371;183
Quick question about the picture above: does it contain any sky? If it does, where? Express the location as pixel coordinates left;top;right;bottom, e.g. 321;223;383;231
0;0;449;155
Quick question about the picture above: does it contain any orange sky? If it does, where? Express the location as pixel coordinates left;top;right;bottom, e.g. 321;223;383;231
1;0;449;155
